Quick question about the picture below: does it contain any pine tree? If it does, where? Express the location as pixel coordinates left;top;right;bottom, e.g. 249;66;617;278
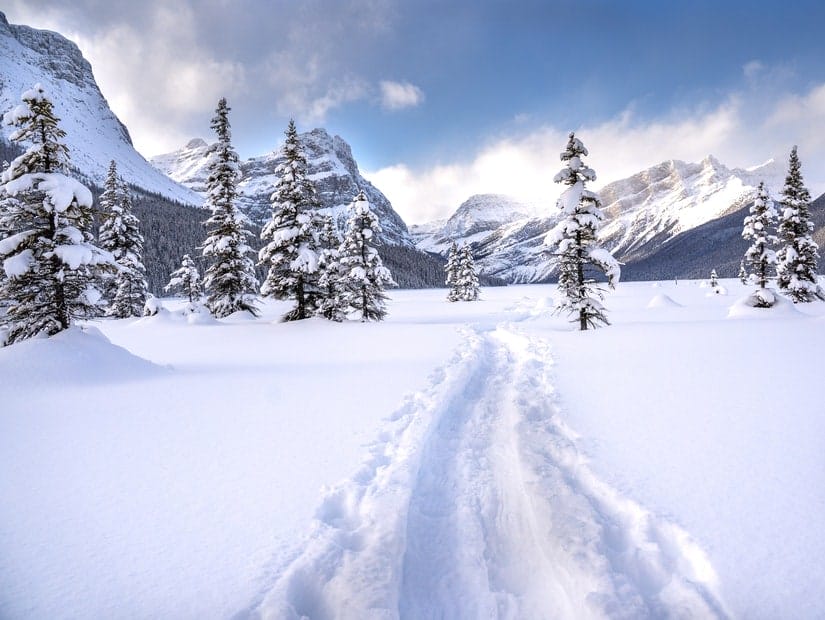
201;98;259;317
775;146;823;302
545;133;619;330
165;254;202;303
0;83;113;344
710;269;719;289
742;181;778;306
259;119;324;321
458;244;480;301
98;160;120;302
339;190;396;321
99;162;148;317
738;260;748;284
445;242;461;302
316;214;346;321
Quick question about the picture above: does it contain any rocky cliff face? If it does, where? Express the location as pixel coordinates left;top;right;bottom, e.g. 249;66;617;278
0;11;200;205
152;128;413;246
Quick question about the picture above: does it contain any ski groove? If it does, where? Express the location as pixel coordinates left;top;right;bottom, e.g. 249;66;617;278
250;320;728;619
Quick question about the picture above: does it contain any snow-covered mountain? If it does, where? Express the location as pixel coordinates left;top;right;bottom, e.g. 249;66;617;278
414;156;790;283
599;155;786;261
152;129;413;246
412;193;532;254
0;11;200;205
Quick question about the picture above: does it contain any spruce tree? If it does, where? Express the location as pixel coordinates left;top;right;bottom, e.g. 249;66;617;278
99;163;147;317
98;160;120;302
339;190;395;321
201;98;259;317
775;146;823;302
165;254;202;303
316;214;346;321
738;260;748;284
445;242;461;302
742;181;778;306
0;84;113;344
545;132;619;330
259;119;324;321
710;269;719;289
458;244;480;301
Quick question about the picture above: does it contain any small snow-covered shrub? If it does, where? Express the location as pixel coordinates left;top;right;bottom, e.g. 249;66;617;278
143;295;162;316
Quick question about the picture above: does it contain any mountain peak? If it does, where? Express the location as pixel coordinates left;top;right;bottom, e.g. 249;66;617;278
0;11;200;205
185;138;208;150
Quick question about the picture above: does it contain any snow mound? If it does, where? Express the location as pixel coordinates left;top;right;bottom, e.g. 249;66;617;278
647;293;683;309
0;325;164;385
728;291;802;319
182;302;218;325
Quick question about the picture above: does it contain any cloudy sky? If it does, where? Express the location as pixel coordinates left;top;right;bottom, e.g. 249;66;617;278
5;0;825;223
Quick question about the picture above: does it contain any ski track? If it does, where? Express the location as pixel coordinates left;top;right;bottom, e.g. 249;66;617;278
248;310;729;620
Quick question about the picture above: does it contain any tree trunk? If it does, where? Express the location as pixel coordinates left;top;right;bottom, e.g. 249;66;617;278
576;230;586;331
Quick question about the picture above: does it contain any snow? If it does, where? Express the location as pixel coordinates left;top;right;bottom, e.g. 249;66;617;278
1;281;824;619
3;248;33;278
3;173;93;212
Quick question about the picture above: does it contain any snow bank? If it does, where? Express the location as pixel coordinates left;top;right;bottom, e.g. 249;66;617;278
0;325;164;385
646;293;683;309
727;290;803;318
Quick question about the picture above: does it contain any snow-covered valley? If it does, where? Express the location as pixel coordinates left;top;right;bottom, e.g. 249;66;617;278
2;282;824;619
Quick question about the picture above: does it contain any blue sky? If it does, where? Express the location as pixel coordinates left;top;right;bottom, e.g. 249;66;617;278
6;0;825;222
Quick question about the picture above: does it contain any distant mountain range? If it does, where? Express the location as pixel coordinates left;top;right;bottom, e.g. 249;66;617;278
413;157;823;282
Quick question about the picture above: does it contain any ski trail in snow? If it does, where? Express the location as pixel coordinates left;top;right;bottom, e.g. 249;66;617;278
250;321;729;620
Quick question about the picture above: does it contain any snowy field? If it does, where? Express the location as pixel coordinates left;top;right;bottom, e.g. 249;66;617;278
1;280;824;619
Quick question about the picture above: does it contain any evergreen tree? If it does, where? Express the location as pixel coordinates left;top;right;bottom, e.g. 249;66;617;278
339;190;396;321
98;160;120;301
0;84;113;344
742;181;778;304
99;162;148;317
710;269;719;289
458;244;480;301
165;253;202;303
545;132;619;330
201;98;259;317
316;214;346;321
259;119;324;321
738;260;748;284
775;146;823;302
445;242;461;302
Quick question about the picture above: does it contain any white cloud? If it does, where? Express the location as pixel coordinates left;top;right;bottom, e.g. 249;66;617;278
379;80;425;110
366;83;825;225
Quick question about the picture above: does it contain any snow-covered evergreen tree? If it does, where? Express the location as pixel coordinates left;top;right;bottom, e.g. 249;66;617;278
544;133;620;330
201;98;259;317
97;159;120;301
775;146;823;302
742;181;778;306
738;260;748;284
99;162;147;317
458;244;480;301
259;119;324;321
339;190;396;321
0;84;113;344
710;269;719;289
445;242;461;302
316;214;346;321
165;254;202;303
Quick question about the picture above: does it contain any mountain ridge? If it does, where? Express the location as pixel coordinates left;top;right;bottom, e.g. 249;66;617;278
152;129;413;246
0;11;201;206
